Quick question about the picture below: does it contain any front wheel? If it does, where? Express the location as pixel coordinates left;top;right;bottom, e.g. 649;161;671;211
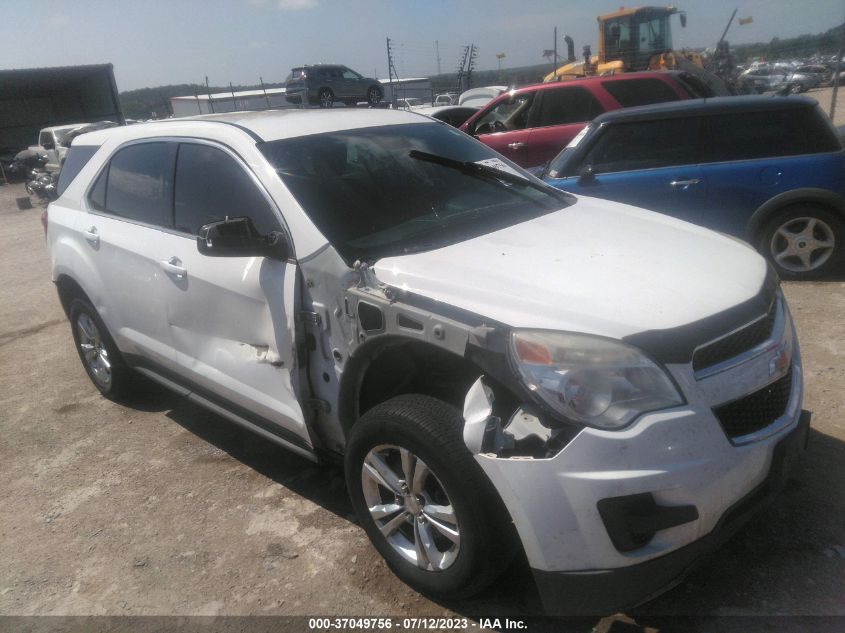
760;205;845;279
345;395;516;598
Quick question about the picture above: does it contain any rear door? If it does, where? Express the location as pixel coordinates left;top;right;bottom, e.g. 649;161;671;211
525;85;607;168
81;141;178;366
157;140;311;450
467;91;535;166
548;117;706;222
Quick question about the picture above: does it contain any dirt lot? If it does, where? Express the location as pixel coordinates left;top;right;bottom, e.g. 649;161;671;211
1;179;844;631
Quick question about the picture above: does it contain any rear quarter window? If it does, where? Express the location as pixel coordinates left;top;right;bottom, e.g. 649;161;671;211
56;145;99;197
601;78;682;107
701;106;842;163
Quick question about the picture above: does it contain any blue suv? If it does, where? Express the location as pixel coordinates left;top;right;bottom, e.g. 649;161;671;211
542;96;845;279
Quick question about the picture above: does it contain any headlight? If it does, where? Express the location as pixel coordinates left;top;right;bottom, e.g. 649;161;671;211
510;330;684;430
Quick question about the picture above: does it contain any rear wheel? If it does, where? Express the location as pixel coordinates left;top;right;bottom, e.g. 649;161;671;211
345;394;516;598
367;87;383;105
68;298;133;398
318;88;334;108
760;205;845;279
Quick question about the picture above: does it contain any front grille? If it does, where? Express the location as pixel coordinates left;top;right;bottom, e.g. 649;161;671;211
712;369;792;440
693;301;777;373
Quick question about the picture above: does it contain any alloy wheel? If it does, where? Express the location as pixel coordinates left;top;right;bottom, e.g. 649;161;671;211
76;313;112;388
361;444;460;571
769;216;835;273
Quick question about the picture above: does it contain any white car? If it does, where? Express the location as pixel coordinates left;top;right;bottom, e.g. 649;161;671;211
30;123;88;172
47;109;808;614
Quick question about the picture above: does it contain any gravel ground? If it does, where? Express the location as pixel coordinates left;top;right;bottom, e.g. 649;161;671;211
0;180;843;631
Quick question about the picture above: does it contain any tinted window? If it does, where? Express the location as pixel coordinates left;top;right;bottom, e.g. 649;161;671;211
574;118;699;176
88;167;107;210
57;146;98;197
601;78;682;107
103;143;176;226
174;143;279;236
473;93;534;133
534;87;603;127
701;106;842;163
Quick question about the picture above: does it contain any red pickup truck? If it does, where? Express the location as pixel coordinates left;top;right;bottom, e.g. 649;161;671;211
459;71;705;169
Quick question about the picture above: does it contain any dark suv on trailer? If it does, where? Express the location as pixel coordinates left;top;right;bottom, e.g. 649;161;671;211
285;64;383;108
542;96;845;279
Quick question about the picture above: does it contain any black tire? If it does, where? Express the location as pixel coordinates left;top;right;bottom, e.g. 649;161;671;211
759;204;845;280
367;86;383;105
68;297;133;398
318;88;334;108
345;394;517;599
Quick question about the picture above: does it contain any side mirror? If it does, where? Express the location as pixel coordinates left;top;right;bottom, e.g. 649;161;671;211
42;141;55;150
197;217;289;260
578;165;597;185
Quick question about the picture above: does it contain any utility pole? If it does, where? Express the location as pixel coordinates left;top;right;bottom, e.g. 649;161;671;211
229;82;237;111
260;76;271;109
436;40;441;75
832;15;845;121
496;53;506;81
554;26;558;77
205;76;215;113
386;37;398;107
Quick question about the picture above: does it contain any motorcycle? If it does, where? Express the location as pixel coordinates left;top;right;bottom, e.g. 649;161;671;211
1;150;48;183
26;170;58;201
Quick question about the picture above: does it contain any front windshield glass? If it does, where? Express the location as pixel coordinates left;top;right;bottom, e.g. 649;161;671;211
259;122;570;262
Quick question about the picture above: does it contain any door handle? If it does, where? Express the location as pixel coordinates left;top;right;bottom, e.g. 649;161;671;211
669;179;700;189
507;142;526;150
83;226;99;246
160;256;187;278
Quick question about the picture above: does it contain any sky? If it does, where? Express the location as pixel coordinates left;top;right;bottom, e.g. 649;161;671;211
1;0;843;92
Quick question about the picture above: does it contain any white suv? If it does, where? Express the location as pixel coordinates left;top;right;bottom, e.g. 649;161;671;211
47;109;809;614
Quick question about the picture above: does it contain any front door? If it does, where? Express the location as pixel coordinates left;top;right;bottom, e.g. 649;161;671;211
469;92;535;166
160;141;311;449
548;117;707;224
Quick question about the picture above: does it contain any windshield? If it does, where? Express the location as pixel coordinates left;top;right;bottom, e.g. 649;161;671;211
259;123;570;262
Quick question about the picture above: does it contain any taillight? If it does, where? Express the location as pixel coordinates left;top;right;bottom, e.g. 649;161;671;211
41;209;48;236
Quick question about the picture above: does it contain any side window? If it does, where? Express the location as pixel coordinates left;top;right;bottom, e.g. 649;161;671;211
57;146;99;197
102;142;176;226
701;107;842;163
88;167;107;210
534;87;603;128
601;79;682;108
39;131;52;147
174;143;280;236
342;69;360;80
473;94;535;134
578;118;699;175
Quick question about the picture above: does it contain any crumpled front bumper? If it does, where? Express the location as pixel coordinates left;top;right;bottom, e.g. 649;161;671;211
529;410;810;615
472;299;807;615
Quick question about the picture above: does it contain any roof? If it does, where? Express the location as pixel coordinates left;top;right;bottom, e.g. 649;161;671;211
590;95;819;125
509;71;688;95
0;63;115;91
75;108;428;145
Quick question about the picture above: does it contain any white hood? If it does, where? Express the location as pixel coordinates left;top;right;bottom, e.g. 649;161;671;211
373;197;769;340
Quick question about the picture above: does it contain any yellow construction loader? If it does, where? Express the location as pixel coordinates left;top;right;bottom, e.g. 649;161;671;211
543;6;709;82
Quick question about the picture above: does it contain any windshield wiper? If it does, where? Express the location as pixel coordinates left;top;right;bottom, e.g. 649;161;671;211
408;149;571;202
